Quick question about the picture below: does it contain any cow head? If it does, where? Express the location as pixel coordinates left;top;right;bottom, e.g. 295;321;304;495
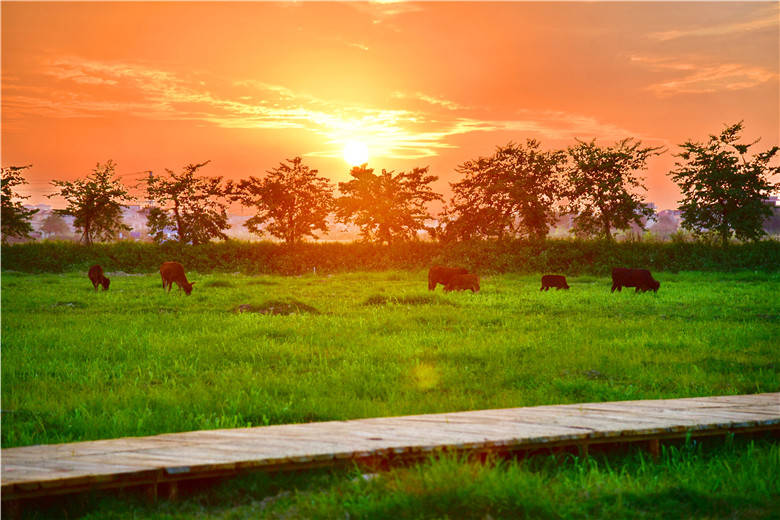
101;278;110;291
183;281;196;295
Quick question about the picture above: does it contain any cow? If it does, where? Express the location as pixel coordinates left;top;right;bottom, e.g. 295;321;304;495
611;267;660;293
160;261;196;295
540;274;569;291
428;265;469;291
88;265;110;291
444;273;480;293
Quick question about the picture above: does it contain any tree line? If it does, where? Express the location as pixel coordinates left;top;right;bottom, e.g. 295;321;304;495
2;122;778;247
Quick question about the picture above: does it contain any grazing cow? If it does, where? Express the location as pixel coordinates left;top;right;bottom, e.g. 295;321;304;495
611;267;660;293
540;274;569;291
428;265;469;291
88;265;110;291
160;261;196;295
444;273;480;293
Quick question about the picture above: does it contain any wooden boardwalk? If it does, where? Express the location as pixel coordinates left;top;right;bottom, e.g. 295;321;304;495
2;393;778;502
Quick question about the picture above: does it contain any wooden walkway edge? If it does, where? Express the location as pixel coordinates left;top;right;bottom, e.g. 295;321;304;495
2;393;778;502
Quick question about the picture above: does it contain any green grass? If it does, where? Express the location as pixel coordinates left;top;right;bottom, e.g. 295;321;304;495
2;270;777;448
2;269;778;518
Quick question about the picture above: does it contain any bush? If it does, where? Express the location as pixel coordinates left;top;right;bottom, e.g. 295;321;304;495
2;238;778;274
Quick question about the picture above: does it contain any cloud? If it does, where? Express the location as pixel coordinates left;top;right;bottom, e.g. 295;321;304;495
6;56;658;160
649;5;779;41
392;91;467;111
630;55;778;96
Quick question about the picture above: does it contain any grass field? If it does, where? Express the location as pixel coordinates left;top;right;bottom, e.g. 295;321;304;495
2;269;779;518
2;269;778;448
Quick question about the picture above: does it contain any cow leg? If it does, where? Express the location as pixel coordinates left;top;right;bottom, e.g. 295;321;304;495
611;284;617;293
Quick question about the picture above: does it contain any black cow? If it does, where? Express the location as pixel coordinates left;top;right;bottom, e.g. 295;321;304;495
540;274;569;291
611;267;660;293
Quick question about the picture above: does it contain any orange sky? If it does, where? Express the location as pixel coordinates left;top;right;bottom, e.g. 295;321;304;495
2;1;778;210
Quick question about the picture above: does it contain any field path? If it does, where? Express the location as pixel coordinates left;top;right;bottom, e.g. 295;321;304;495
2;393;778;503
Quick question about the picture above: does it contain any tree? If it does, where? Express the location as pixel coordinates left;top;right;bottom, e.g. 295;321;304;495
443;140;566;241
48;160;133;245
144;161;230;245
1;164;39;244
336;164;443;244
40;213;71;238
565;138;663;240
232;157;334;245
669;122;779;245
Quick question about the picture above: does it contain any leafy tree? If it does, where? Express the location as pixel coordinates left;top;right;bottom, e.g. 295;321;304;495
232;157;334;245
144;161;230;245
565;138;663;240
336;164;443;244
669;122;779;245
1;164;39;244
40;213;71;238
443;140;566;241
48;160;133;245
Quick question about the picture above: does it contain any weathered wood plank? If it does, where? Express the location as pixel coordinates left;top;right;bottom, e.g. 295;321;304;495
2;392;778;501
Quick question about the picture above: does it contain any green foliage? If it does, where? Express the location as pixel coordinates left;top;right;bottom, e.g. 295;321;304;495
232;156;335;244
337;164;443;244
1;164;39;244
48;160;133;245
444;140;566;241
144;161;231;245
669;122;780;246
2;238;779;275
566;138;664;240
40;212;71;238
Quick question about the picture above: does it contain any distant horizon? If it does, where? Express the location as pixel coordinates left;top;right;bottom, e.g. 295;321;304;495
3;2;778;210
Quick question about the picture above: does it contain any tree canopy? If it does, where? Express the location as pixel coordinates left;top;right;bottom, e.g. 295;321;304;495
48;160;132;245
40;213;71;238
232;157;335;245
145;161;230;245
444;140;566;241
668;122;779;245
1;164;39;244
565;138;663;240
337;164;442;244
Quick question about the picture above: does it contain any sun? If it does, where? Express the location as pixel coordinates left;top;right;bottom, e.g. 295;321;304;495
343;140;369;166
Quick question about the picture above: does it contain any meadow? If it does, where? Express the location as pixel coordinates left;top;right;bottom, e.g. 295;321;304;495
2;269;777;448
2;268;779;518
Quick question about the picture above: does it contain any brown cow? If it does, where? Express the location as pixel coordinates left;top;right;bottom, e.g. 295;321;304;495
611;267;660;293
428;265;469;291
160;261;196;295
444;273;480;293
88;265;110;291
540;274;569;291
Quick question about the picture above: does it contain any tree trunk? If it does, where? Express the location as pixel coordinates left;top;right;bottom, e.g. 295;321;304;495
173;201;184;243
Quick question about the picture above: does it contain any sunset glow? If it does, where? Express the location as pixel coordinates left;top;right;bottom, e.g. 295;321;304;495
1;2;777;209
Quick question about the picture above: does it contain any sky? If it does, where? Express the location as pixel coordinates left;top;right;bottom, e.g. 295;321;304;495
2;1;778;211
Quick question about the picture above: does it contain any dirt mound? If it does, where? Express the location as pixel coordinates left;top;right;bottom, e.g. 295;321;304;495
234;300;320;315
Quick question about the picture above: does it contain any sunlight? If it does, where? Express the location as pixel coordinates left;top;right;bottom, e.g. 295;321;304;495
343;140;369;166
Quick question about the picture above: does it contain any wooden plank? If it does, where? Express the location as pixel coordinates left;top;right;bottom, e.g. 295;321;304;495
2;392;778;501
